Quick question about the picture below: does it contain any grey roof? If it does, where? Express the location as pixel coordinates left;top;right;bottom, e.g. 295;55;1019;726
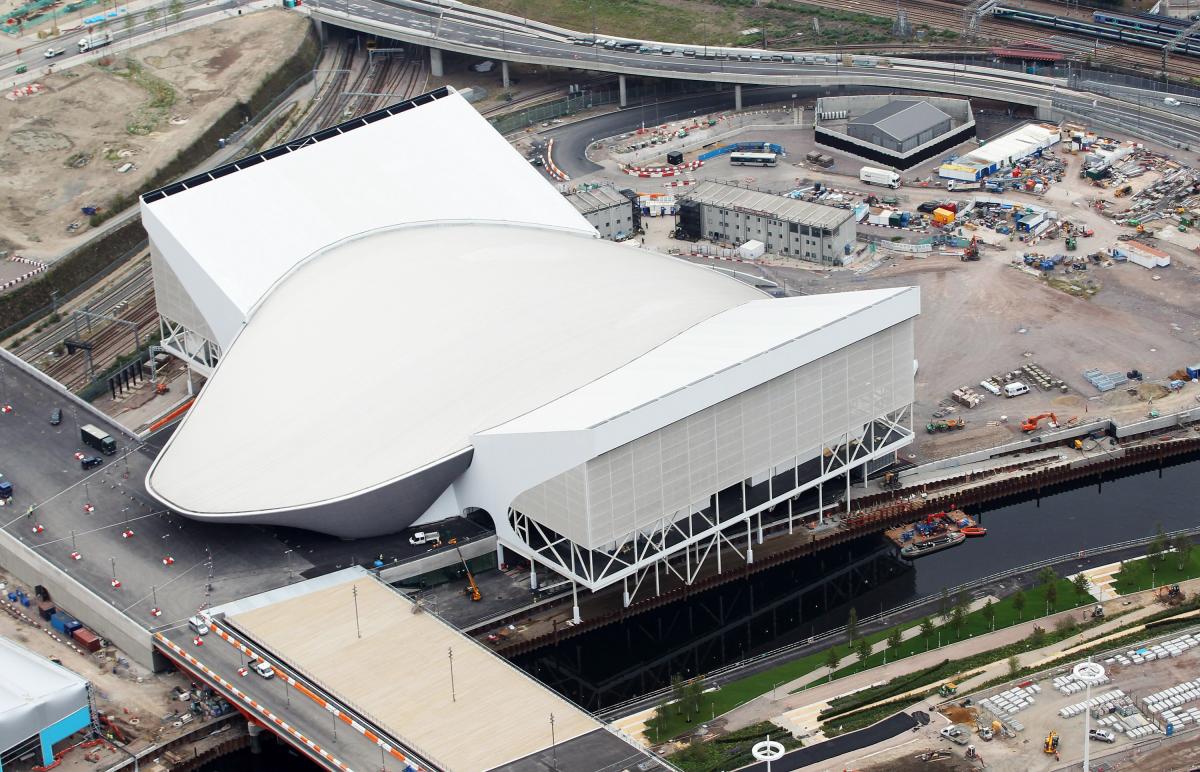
564;186;630;215
850;100;952;142
682;180;852;230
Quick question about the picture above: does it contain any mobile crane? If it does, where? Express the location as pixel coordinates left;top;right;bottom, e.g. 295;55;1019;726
455;545;482;602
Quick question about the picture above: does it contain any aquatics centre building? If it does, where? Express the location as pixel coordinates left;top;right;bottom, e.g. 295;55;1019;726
142;87;919;610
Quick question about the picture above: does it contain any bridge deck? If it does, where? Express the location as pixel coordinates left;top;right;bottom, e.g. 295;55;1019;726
230;574;600;771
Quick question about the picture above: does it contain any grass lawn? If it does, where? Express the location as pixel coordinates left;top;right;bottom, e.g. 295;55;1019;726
644;578;1091;742
1113;551;1200;595
667;721;802;772
468;0;940;47
823;579;1093;680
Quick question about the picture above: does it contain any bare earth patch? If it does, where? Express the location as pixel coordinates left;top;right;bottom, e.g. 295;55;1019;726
0;9;309;261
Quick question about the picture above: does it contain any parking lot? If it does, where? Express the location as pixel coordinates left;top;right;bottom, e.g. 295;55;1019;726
856;625;1200;772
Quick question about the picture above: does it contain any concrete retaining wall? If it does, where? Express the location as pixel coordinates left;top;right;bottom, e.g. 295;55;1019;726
378;535;497;583
0;525;157;670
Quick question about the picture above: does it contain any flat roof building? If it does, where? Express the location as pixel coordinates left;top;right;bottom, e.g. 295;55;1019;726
676;180;858;264
0;636;92;770
564;186;639;240
143;88;918;614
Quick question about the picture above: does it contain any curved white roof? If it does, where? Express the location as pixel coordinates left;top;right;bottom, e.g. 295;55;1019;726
141;89;593;349
0;636;89;752
147;223;763;516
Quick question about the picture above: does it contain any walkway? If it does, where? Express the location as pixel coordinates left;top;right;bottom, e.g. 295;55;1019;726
723;577;1200;737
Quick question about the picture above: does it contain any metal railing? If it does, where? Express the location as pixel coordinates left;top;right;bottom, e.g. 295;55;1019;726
598;524;1200;720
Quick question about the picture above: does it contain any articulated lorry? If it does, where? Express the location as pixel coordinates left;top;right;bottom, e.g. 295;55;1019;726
78;31;113;52
859;166;900;189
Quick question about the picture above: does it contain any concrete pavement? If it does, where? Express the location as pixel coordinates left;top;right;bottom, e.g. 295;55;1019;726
724;578;1200;736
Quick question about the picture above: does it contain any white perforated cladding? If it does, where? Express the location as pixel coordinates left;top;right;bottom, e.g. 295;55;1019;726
512;320;914;549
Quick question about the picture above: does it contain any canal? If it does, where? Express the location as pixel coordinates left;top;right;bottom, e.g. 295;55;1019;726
513;452;1200;711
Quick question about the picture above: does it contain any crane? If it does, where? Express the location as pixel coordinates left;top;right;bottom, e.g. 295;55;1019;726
1021;412;1058;432
455;545;482;602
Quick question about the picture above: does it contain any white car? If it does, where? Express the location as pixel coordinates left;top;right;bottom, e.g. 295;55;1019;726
44;47;64;58
1165;97;1182;107
253;660;275;679
1088;728;1116;743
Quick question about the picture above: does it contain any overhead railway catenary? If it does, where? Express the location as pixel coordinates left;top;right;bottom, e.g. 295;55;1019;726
994;6;1200;58
754;0;1200;77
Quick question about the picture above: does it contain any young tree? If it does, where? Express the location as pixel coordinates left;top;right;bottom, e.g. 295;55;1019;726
1007;655;1020;676
669;674;685;716
144;5;158;28
648;697;670;742
824;645;841;679
1012;589;1027;621
1149;523;1168;564
1037;567;1058;588
1045;580;1059;611
983;598;997;629
1028;624;1047;648
681;679;704;723
886;625;903;656
1072;573;1091;601
854;636;872;667
169;0;183;26
1173;534;1194;572
950;604;966;638
939;587;951;621
846;607;859;643
954;589;970;616
920;617;935;647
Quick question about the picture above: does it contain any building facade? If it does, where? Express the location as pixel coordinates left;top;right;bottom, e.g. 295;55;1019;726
564;187;639;240
815;95;976;171
677;180;857;265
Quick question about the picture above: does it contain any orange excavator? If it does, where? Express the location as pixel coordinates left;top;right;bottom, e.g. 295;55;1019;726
1021;413;1058;432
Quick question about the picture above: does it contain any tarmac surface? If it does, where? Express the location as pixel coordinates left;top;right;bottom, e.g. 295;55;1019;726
741;712;919;771
0;352;490;631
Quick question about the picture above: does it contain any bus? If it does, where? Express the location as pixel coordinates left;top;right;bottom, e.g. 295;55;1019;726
729;151;777;167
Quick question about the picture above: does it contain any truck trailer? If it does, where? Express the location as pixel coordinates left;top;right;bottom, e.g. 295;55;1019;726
860;166;900;189
77;31;113;52
80;424;116;455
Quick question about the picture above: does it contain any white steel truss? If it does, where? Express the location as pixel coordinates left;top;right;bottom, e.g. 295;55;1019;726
159;315;221;377
501;404;913;613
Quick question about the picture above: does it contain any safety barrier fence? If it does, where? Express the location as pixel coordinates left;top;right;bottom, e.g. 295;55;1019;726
598;523;1200;721
204;620;440;771
154;632;356;772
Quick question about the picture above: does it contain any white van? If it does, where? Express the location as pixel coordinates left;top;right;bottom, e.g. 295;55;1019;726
1003;382;1030;398
253;660;275;679
188;615;210;635
409;531;440;546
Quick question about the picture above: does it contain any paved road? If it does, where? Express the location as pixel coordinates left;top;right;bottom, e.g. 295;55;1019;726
0;352;485;631
157;621;408;772
308;0;1200;151
739;712;920;772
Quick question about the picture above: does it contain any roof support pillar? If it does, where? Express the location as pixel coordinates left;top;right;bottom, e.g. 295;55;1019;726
735;83;742;112
430;47;444;78
502;60;510;90
618;74;627;108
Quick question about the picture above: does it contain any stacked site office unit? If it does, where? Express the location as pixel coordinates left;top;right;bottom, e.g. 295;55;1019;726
564;187;640;240
676;180;857;265
814;95;977;171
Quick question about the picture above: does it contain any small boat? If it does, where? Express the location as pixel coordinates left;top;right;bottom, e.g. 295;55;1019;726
900;531;966;559
960;526;988;537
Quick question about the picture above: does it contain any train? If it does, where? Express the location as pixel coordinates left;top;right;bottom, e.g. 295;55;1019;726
1091;10;1191;36
993;6;1200;57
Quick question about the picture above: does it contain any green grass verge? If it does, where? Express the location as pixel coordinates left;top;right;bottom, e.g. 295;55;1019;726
822;580;1094;681
647;579;1093;742
667;721;801;772
1113;551;1200;594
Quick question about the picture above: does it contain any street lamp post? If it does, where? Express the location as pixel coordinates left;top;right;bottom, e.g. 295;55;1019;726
1074;661;1106;770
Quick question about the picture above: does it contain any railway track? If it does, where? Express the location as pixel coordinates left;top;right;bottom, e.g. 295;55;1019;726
292;41;357;138
42;293;160;392
795;0;1200;79
14;257;153;363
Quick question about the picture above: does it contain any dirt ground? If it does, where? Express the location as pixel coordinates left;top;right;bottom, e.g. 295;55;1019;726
573;113;1200;462
0;9;309;262
0;569;193;749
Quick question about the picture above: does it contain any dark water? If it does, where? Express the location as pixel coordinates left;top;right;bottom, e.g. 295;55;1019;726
196;732;310;771
516;453;1200;710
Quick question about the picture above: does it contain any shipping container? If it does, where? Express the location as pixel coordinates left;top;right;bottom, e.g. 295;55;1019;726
72;627;101;652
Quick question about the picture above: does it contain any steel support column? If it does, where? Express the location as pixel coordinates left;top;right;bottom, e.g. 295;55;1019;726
430;47;444;77
619;74;627;107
